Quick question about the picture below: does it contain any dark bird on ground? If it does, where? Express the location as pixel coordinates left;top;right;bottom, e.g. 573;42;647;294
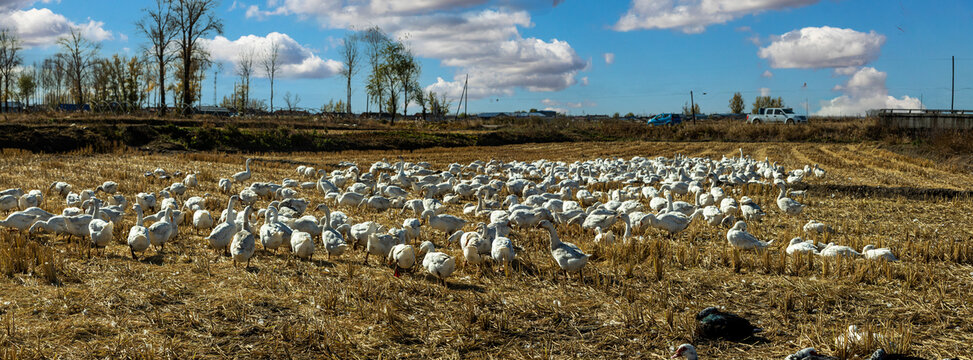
695;307;762;341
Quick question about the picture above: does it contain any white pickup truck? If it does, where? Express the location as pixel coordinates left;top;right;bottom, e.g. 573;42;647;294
747;108;807;124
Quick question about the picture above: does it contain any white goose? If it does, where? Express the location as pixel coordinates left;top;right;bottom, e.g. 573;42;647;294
786;237;819;255
365;232;397;265
387;243;416;277
259;206;290;253
420;241;456;286
147;207;174;253
819;243;860;258
206;196;239;255
232;158;254;183
193;209;214;235
726;221;773;250
218;178;232;194
88;200;114;255
803;220;833;234
0;210;40;232
593;226;615;244
862;245;897;261
290;230;315;260
422;209;467;241
491;236;515;275
538;220;589;282
128;204;150;260
231;206;257;266
776;183;805;216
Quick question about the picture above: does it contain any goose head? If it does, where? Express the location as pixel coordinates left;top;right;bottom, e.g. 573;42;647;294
671;344;697;360
418;240;435;257
731;221;747;231
789;237;805;246
862;245;875;252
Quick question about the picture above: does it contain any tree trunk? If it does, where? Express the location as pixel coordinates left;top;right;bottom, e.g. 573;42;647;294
158;58;167;116
346;75;352;114
181;50;192;115
269;76;274;114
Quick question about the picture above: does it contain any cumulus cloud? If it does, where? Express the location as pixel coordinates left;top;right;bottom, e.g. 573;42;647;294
758;26;885;69
759;87;770;96
0;8;112;46
603;52;614;65
817;67;921;116
580;76;588;86
614;0;819;33
201;32;344;79
539;98;594;110
247;1;586;99
761;70;773;78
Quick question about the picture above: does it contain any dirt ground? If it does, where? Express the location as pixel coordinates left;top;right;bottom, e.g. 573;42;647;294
0;141;971;359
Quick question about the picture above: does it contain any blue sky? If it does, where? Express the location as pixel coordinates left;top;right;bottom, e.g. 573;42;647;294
4;0;972;115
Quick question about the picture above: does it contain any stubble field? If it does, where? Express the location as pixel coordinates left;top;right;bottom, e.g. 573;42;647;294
0;141;971;359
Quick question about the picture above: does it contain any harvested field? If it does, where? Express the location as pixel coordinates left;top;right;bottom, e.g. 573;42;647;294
0;141;971;359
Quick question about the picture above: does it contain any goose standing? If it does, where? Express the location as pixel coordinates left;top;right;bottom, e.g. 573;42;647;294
538;220;589;282
232;158;254;183
95;181;118;194
0;210;40;232
218;178;232;194
206;196;239;255
230;206;257;266
318;204;348;260
422;210;467;241
259;206;290;253
726;221;773;250
88;200;114;256
420;241;456;286
290;230;315;260
776;183;805;216
193;208;214;235
491;236;515;275
147;207;174;253
128;204;150;260
593;226;614;244
365;232;396;265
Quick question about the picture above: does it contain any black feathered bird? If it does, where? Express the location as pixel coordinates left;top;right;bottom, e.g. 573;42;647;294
695;307;762;341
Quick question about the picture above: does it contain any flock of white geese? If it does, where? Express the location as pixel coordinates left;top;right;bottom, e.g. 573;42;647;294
0;149;897;287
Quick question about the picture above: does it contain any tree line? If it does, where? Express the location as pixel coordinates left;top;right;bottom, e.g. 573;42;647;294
0;0;452;121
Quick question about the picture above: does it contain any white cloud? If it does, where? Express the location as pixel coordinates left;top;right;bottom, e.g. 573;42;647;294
603;52;614;65
201;32;344;79
761;70;773;78
817;67;921;116
760;87;770;96
543;106;567;114
0;8;113;46
614;0;819;33
541;98;558;106
580;76;588;86
248;1;585;99
758;26;885;69
539;99;593;109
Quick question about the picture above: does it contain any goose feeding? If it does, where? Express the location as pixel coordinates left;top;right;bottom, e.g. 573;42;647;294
387;243;416;277
420;242;456;286
290;230;315;260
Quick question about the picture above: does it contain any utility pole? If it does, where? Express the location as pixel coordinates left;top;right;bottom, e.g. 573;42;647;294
690;90;697;124
951;55;955;111
455;73;468;119
464;74;469;117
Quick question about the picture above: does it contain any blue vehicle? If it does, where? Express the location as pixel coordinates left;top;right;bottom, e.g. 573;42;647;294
647;113;682;126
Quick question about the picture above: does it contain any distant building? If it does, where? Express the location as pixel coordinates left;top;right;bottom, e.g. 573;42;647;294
0;101;23;113
476;111;557;118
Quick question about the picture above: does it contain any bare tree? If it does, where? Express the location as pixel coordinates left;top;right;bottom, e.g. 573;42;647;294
338;33;360;114
361;27;389;115
57;29;100;106
0;29;23;112
283;91;301;111
172;0;223;114
136;0;178;115
236;47;254;113
260;39;281;113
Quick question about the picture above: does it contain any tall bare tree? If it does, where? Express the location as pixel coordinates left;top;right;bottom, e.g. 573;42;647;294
236;48;254;113
172;0;223;114
338;33;360;114
57;29;100;106
136;0;178;115
261;39;280;113
361;27;389;115
0;29;22;112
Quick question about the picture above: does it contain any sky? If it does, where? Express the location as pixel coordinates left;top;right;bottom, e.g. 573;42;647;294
2;0;972;116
